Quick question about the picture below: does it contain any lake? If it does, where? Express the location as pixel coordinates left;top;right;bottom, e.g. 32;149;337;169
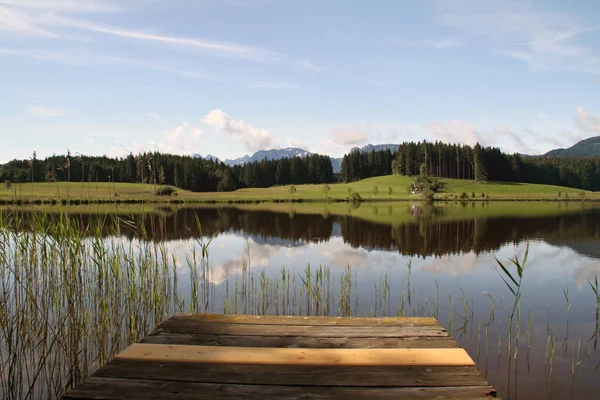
2;201;600;399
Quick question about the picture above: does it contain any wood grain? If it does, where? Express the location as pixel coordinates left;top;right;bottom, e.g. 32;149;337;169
156;321;448;337
166;313;439;326
95;360;489;387
115;344;475;366
141;332;460;348
63;378;497;399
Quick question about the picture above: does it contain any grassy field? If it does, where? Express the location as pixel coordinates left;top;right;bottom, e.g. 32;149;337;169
1;175;599;203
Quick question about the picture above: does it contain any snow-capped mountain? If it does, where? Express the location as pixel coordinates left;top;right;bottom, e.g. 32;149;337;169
193;144;398;173
350;144;400;153
192;153;222;163
223;148;313;166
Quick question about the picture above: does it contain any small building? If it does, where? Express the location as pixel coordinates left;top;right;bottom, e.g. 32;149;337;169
411;181;424;194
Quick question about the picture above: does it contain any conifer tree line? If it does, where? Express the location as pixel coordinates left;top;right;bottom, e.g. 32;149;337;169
383;141;600;191
3;141;600;192
0;151;334;192
231;154;334;188
339;149;394;182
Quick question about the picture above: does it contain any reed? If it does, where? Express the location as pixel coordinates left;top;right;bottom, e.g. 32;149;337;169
1;210;599;400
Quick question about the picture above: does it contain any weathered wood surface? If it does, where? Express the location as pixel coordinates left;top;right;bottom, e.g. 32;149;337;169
155;320;449;337
64;378;497;400
94;361;489;387
142;331;461;348
166;314;439;326
116;344;475;366
63;314;497;399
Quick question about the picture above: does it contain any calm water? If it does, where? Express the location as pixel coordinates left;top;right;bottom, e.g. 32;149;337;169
3;202;600;399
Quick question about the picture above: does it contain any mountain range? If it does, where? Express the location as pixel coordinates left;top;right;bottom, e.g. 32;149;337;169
193;137;600;173
194;144;399;173
544;136;600;157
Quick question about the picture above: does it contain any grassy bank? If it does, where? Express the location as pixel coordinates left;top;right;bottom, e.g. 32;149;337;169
2;175;599;204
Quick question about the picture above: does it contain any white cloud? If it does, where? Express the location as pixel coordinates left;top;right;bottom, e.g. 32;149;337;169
242;81;300;89
574;107;600;134
202;109;280;153
0;47;209;79
28;105;68;117
296;59;323;71
207;241;280;285
0;1;306;65
424;38;464;49
423;120;480;146
147;113;163;121
329;127;368;146
150;121;203;154
434;0;600;73
66;19;283;62
386;36;464;49
106;121;203;157
286;138;308;150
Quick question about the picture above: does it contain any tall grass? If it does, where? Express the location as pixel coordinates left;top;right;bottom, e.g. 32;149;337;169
0;212;179;398
1;210;599;399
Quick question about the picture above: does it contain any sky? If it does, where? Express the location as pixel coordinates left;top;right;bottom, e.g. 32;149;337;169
1;0;599;162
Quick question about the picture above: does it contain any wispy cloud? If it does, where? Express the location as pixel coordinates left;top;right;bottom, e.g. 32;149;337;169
65;19;284;62
424;38;464;49
0;47;210;78
386;36;464;49
242;81;300;89
147;113;163;121
0;0;318;67
28;105;68;117
296;59;323;71
434;0;600;73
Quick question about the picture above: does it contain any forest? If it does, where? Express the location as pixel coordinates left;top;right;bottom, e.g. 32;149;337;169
340;141;600;192
2;140;600;192
0;152;334;192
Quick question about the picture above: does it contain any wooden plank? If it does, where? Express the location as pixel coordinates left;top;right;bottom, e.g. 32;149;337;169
95;360;489;387
156;321;448;337
167;313;439;327
141;332;460;348
115;344;475;366
63;378;497;399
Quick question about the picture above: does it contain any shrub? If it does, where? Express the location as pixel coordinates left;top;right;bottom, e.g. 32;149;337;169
460;192;468;199
351;192;363;203
423;189;435;201
155;186;177;196
471;192;476;198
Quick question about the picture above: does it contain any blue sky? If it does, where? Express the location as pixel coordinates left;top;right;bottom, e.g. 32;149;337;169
1;0;599;162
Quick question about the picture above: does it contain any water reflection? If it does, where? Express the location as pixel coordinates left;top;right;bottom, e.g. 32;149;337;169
3;202;600;399
4;203;600;259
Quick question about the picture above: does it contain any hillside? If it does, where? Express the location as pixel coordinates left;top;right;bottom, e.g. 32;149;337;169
2;176;597;203
545;136;600;157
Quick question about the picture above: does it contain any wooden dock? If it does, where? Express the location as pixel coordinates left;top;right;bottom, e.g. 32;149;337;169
63;314;497;399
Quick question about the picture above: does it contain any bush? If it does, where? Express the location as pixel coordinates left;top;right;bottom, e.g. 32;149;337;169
155;186;177;196
471;192;476;198
351;192;363;203
460;192;468;199
481;192;485;198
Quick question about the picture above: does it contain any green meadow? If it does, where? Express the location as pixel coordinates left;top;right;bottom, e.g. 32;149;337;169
1;175;598;203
